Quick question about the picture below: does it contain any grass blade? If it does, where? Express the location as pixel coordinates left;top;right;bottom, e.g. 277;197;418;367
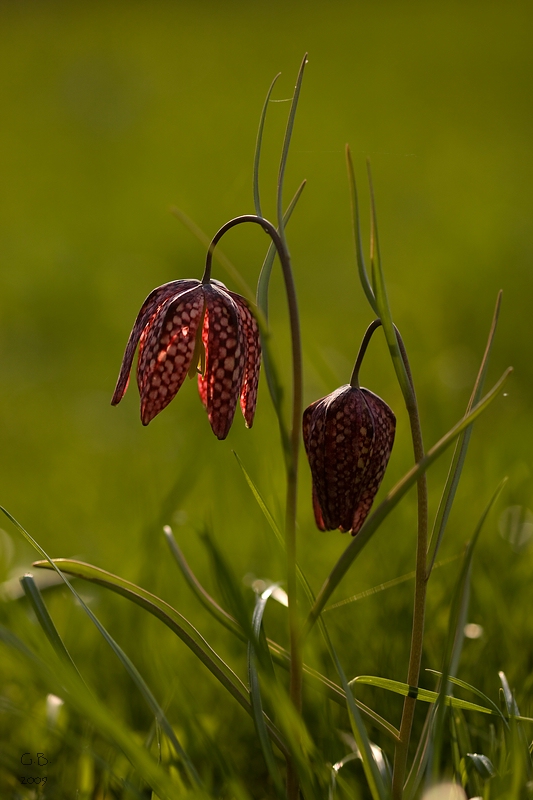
0;625;187;800
429;478;507;781
1;509;201;789
345;145;377;314
276;53;307;237
253;72;281;218
248;585;285;798
163;524;241;637
256;179;306;319
427;291;503;575
32;556;289;758
366;162;413;402
20;574;85;681
317;617;389;799
306;367;512;629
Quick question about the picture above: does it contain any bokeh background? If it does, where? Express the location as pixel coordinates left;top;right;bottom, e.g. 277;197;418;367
1;0;532;793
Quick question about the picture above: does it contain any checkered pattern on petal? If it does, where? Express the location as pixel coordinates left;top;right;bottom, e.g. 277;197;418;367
350;389;396;535
228;292;261;428
111;279;200;406
137;285;205;425
303;384;395;536
199;285;246;440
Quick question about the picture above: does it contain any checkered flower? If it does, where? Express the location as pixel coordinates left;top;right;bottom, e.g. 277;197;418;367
111;278;261;439
302;385;395;535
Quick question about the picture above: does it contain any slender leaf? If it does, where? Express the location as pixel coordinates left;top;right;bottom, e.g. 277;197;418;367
427;291;503;575
276;53;307;237
466;752;495;779
253;72;281;218
257;179;306;319
163;524;240;637
345;145;377;314
32;557;289;759
349;675;528;719
1;509;201;788
426;671;508;728
366;161;413;402
247;585;285;798
0;626;187;800
429;479;507;781
318;618;389;799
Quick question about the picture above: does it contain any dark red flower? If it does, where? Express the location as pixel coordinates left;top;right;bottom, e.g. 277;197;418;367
302;385;395;535
111;278;261;439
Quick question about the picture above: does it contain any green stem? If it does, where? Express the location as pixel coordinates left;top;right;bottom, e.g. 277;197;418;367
349;319;383;388
391;332;428;799
205;214;303;794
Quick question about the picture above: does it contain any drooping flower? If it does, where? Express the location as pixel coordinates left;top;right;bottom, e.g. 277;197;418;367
302;385;395;535
111;278;261;439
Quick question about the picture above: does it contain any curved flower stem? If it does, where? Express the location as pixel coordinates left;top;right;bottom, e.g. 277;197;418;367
391;330;428;799
352;317;429;795
205;214;303;789
350;318;383;388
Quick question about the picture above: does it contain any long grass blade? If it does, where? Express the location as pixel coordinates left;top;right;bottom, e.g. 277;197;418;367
427;291;503;575
248;585;285;797
253;72;281;218
163;524;241;637
306;367;512;629
1;510;201;788
366;161;413;403
429;478;507;782
256;179;306;319
318;617;389;799
233;452;400;740
20;574;85;682
349;675;532;720
426;671;508;728
0;625;187;800
324;555;459;611
32;556;289;758
345;145;377;314
276;53;307;238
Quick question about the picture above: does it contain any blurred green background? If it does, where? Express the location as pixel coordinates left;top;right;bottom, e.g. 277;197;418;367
1;0;532;793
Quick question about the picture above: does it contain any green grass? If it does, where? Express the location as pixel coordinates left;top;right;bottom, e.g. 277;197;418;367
1;2;533;797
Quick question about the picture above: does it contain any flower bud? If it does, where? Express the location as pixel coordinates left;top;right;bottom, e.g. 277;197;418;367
302;385;395;535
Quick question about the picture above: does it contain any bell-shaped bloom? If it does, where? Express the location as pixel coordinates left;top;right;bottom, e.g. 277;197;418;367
302;385;395;535
111;278;261;439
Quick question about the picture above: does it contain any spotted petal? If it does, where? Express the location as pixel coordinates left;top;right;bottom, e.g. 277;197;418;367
111;279;200;406
350;389;396;534
198;285;246;439
228;292;261;428
303;384;395;535
138;285;205;425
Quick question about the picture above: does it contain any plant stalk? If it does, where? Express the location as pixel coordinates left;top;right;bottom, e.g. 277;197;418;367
205;215;303;798
391;333;428;798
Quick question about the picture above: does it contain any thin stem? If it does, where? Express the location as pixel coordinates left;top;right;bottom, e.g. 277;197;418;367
350;319;383;388
205;214;303;794
391;332;428;799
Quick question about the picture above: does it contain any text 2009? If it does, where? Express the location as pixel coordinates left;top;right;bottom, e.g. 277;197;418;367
20;776;47;784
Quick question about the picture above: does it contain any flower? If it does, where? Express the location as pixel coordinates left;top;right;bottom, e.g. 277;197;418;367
111;278;261;439
302;385;395;535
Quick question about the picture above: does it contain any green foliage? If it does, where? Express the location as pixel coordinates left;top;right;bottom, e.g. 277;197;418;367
1;3;533;798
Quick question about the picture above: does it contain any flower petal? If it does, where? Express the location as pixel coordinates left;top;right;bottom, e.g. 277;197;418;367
228;292;261;428
137;285;205;425
111;279;200;406
199;285;245;440
350;389;396;534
